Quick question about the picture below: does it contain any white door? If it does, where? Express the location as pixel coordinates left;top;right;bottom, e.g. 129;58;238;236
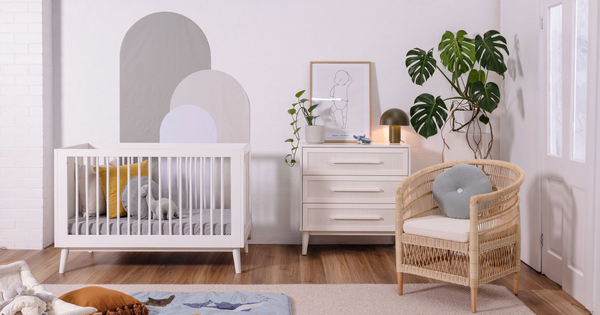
541;0;596;310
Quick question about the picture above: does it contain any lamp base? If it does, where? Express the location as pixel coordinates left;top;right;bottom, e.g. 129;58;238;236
389;126;402;143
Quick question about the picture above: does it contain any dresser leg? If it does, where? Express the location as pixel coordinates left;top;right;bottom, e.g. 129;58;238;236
302;232;310;255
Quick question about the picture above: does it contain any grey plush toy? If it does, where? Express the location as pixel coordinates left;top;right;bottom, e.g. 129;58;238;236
140;184;179;220
0;281;53;314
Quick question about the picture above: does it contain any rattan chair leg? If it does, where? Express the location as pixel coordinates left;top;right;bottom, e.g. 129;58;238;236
513;272;519;295
398;272;403;295
471;287;477;313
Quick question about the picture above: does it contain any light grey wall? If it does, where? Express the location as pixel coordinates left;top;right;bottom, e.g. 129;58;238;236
500;0;542;270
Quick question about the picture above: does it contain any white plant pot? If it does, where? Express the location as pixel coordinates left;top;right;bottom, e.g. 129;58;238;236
444;131;492;162
454;110;488;134
305;125;325;144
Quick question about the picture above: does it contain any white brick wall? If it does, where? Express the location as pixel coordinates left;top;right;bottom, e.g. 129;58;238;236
0;0;52;250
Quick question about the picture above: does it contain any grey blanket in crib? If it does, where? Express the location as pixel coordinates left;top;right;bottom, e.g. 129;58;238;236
68;209;231;235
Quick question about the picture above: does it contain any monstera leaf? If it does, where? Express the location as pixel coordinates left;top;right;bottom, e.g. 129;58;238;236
472;81;500;113
409;94;448;139
475;30;509;77
438;30;476;80
406;48;437;86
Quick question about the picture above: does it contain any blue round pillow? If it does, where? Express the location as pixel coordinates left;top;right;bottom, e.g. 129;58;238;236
432;164;493;219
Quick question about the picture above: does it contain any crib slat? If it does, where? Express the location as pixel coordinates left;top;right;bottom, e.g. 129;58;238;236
221;157;224;236
148;157;152;236
158;157;162;236
85;157;89;235
138;157;141;235
168;157;172;236
178;157;182;236
116;157;120;235
74;157;79;236
194;157;197;210
106;156;110;235
95;157;100;235
200;157;204;235
210;156;214;236
189;157;192;236
127;157;131;236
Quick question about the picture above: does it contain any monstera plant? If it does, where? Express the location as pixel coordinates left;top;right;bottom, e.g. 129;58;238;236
406;30;509;159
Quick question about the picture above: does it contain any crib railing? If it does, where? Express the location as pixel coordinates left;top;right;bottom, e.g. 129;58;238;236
54;143;250;249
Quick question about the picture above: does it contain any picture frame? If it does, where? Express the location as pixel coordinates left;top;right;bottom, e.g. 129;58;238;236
310;61;371;142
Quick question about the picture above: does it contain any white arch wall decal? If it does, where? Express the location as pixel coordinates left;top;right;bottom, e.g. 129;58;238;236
170;70;251;143
120;12;211;143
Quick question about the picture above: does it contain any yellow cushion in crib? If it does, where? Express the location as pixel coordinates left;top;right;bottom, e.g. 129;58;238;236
95;160;148;218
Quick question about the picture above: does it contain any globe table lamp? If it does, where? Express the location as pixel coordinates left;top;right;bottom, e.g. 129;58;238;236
380;108;410;143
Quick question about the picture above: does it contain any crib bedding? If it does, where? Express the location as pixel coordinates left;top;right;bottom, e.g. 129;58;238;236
67;209;231;236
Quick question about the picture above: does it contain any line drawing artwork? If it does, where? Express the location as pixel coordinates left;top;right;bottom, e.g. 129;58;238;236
328;70;353;129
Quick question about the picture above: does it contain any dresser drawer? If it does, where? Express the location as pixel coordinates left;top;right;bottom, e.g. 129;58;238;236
303;176;404;204
302;148;409;176
302;204;395;232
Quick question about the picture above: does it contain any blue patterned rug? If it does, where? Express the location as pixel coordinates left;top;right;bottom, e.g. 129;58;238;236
130;290;291;314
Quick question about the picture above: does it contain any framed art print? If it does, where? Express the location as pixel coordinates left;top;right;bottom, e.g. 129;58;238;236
310;61;371;142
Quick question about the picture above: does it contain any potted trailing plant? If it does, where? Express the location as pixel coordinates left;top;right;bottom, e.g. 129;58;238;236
405;30;509;159
285;90;322;167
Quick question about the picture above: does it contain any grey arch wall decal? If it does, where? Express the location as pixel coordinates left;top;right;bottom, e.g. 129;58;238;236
120;12;211;142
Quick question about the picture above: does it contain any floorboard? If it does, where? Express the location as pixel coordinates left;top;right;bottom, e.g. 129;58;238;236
0;245;590;314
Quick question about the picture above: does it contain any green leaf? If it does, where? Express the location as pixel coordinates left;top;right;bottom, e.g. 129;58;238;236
306;116;314;125
474;30;509;77
406;48;437;86
292;103;298;106
294;127;301;134
295;90;305;98
438;30;476;79
308;104;318;113
300;98;308;103
290;159;296;164
290;122;294;126
288;108;296;115
472;81;500;113
468;69;481;83
284;138;294;143
409;93;448;139
478;70;486;83
479;115;490;124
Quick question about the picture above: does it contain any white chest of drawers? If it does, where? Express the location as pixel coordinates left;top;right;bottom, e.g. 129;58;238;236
300;143;411;255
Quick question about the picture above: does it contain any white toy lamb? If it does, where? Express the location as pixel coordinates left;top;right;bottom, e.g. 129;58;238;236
140;184;179;220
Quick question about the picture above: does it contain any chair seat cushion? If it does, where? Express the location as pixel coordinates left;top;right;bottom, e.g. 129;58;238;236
432;163;493;219
403;215;470;243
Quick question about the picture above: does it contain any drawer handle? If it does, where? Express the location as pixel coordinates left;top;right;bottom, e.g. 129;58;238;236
331;215;382;220
330;188;382;193
330;160;381;164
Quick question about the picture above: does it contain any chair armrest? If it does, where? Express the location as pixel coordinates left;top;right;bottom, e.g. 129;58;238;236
469;172;524;224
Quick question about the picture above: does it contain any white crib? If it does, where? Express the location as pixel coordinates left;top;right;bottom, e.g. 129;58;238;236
54;143;251;274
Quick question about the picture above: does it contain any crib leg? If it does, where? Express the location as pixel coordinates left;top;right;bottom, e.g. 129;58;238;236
233;248;241;273
244;243;249;254
59;249;69;274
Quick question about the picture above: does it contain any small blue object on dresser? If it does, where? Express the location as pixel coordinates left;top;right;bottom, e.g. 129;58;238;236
121;176;159;219
432;164;492;219
353;134;371;144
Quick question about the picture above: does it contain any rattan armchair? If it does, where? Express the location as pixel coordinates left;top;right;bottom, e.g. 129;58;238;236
395;159;525;313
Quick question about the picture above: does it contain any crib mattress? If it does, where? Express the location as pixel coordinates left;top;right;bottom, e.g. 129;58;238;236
68;209;231;236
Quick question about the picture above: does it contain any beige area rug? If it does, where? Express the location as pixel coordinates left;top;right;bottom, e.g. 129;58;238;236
44;283;535;315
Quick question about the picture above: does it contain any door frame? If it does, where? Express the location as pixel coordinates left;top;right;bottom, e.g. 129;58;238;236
539;0;597;310
593;1;600;313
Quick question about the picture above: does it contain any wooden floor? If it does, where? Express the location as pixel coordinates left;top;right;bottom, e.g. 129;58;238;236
1;244;590;314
